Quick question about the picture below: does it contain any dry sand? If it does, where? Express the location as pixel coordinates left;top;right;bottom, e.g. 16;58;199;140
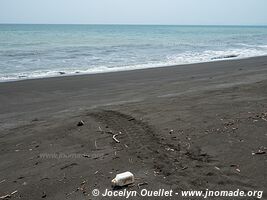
0;56;267;199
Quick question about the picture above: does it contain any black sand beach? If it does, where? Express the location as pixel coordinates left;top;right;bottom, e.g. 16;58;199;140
0;56;267;199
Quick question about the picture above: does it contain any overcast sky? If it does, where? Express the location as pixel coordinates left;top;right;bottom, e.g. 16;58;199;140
0;0;266;25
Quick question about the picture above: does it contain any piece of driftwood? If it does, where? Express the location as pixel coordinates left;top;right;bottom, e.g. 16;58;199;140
77;120;84;126
0;190;17;199
138;182;148;188
252;150;266;155
0;194;11;199
95;140;98;149
112;134;120;143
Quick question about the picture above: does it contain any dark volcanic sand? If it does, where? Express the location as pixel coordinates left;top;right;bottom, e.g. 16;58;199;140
0;57;267;200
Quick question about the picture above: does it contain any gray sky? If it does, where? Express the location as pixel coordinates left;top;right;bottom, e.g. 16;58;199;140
0;0;266;25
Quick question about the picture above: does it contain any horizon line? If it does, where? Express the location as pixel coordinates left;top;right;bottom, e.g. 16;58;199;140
0;23;267;27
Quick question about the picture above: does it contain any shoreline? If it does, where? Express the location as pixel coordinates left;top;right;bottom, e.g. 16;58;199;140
0;56;266;199
1;55;267;84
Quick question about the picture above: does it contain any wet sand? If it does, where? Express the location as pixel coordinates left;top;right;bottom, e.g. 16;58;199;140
0;56;267;199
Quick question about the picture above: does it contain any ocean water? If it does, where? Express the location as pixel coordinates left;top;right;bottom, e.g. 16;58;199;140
0;24;267;82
